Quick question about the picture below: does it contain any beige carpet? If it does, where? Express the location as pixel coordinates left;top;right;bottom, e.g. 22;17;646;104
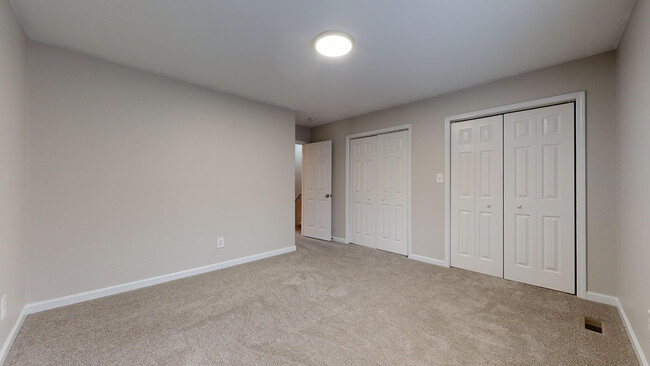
6;235;638;365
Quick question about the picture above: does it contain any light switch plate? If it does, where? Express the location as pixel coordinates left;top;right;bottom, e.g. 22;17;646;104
436;173;444;184
1;294;6;321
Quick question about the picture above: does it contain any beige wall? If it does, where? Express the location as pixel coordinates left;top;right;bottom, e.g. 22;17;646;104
26;42;295;303
0;0;27;355
616;0;650;358
311;52;618;296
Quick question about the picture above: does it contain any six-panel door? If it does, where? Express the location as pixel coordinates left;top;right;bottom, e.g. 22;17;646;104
350;131;409;255
351;136;377;248
376;131;409;255
302;140;332;241
451;115;503;277
503;103;575;293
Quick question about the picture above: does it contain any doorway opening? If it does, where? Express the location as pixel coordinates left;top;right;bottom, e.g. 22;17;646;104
295;143;303;232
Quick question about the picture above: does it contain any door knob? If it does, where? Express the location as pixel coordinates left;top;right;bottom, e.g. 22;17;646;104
516;204;522;209
325;194;331;198
486;204;491;208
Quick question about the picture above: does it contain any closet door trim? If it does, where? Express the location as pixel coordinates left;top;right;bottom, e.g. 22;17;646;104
444;91;586;298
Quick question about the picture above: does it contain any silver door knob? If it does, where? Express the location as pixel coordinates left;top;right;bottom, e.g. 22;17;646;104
486;204;491;208
516;204;522;209
325;194;331;198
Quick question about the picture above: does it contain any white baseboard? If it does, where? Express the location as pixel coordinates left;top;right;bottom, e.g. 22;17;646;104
615;298;648;366
25;245;296;315
332;236;349;244
0;306;27;366
408;254;449;268
586;291;648;366
585;291;619;306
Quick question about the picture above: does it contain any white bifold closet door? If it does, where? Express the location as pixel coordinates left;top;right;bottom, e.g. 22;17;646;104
450;115;503;277
504;103;575;293
350;130;409;255
351;136;377;248
376;131;409;255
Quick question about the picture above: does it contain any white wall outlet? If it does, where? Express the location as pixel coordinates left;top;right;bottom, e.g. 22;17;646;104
1;294;6;321
436;173;444;184
217;237;225;249
647;309;650;331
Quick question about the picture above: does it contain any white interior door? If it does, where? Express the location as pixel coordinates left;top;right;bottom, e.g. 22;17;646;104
376;131;409;255
302;140;332;241
475;116;504;277
504;103;575;293
450;120;476;271
350;136;377;248
451;116;503;277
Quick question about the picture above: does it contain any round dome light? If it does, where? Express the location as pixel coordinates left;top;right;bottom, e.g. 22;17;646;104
314;31;354;57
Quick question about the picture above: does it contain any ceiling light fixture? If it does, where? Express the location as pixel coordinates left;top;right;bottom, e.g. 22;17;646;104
313;31;354;57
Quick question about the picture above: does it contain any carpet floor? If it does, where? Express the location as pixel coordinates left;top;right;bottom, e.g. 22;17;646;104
5;234;638;365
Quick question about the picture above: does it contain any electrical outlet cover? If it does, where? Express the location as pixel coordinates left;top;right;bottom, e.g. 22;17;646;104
217;237;225;248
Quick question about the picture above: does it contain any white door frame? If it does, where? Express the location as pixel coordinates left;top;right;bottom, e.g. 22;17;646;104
444;91;586;298
344;124;413;256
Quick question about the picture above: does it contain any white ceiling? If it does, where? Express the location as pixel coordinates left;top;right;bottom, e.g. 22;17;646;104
12;0;634;127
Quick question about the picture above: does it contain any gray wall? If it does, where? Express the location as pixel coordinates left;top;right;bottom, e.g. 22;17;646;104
616;0;650;358
0;0;27;355
26;42;296;303
311;52;618;296
295;125;310;143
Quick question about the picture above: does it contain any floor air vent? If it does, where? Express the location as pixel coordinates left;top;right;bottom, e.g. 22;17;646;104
583;316;603;333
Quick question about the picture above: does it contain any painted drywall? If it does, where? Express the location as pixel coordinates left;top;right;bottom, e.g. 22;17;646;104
0;0;27;356
616;0;650;358
311;52;618;296
295;144;303;199
26;41;295;303
295;125;310;143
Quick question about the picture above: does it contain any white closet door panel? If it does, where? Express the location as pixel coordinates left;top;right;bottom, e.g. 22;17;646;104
504;103;575;293
451;120;477;271
350;136;377;247
536;103;575;293
376;130;408;255
302;140;332;241
504;114;537;285
475;116;503;277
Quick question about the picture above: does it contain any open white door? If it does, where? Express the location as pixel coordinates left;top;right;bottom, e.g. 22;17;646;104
302;140;332;241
